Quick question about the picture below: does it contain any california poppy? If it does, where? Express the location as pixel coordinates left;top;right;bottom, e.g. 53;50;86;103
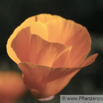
6;14;98;101
0;71;27;103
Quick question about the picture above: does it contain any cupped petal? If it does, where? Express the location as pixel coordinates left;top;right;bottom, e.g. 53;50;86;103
20;16;35;28
80;53;98;67
35;13;66;23
46;19;91;67
6;16;36;64
30;34;71;67
52;48;71;68
6;14;66;64
19;14;65;27
11;27;31;63
18;52;98;98
18;62;82;98
18;62;53;97
30;21;48;41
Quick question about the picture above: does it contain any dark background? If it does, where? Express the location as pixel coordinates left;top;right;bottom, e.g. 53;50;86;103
0;0;103;103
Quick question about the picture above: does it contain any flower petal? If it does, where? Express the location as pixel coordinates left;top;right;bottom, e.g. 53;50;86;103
11;27;31;63
18;54;98;98
35;14;65;23
20;16;35;28
46;19;91;67
30;34;71;67
18;62;52;97
30;21;48;41
52;48;71;68
81;53;98;67
18;62;81;98
6;16;36;64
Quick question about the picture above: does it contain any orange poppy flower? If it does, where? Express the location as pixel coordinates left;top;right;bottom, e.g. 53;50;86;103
0;71;27;103
6;14;98;101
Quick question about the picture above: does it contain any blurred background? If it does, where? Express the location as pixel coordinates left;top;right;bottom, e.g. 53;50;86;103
0;0;103;103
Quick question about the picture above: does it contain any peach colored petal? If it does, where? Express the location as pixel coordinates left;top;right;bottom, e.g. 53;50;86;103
45;54;98;95
6;32;21;64
35;14;66;23
20;16;35;28
30;21;48;41
11;27;31;63
0;71;27;102
18;62;82;97
18;51;98;98
30;34;71;67
52;48;71;68
18;54;98;98
6;14;65;64
81;53;98;67
46;19;91;67
6;16;36;64
18;62;52;97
